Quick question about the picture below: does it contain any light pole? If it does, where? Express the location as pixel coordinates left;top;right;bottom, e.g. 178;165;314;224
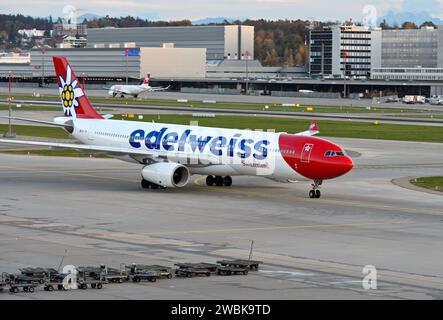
341;50;348;98
3;71;16;138
124;49;129;86
40;48;46;88
245;51;250;95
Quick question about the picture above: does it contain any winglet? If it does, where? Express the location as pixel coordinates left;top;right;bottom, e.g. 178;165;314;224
309;121;318;132
295;121;320;136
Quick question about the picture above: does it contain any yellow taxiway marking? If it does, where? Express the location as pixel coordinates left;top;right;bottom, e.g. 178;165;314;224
0;220;412;240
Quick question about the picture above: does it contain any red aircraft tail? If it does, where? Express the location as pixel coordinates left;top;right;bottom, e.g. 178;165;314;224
53;57;103;119
142;73;151;85
309;121;319;132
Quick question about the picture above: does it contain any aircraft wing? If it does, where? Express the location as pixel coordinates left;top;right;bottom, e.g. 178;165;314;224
0;139;220;166
0;116;73;128
295;121;319;136
147;85;171;92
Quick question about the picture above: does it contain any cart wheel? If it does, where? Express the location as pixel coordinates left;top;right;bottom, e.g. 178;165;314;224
28;286;35;293
167;274;172;279
48;285;54;292
13;287;19;293
118;278;124;283
23;286;28;292
80;283;87;290
149;277;157;283
206;272;211;277
243;270;249;275
39;279;44;284
97;283;103;289
91;283;96;289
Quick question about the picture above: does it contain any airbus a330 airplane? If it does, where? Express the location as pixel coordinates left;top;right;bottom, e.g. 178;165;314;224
107;74;170;98
0;57;353;198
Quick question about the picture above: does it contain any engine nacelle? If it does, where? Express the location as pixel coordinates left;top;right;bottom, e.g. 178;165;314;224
141;162;190;188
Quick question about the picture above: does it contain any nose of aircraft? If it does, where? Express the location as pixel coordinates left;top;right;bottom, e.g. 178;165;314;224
340;156;354;176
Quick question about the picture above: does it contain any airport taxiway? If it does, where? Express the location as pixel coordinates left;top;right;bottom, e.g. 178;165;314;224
0;138;442;300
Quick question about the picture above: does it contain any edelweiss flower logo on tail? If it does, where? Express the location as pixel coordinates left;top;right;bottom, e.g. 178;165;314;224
58;65;84;117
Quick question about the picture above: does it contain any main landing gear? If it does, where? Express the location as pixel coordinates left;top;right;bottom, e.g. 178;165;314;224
206;176;232;187
309;180;323;199
141;179;166;190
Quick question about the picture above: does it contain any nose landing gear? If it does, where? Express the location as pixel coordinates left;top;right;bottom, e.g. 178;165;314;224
309;180;323;199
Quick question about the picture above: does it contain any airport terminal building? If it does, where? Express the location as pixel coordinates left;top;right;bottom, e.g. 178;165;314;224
87;25;254;62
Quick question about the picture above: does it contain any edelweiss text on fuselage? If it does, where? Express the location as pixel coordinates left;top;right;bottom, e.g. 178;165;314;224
129;128;271;160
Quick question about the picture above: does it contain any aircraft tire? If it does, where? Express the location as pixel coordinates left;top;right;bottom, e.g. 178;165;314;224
141;179;151;189
223;176;233;187
206;175;215;186
215;176;224;187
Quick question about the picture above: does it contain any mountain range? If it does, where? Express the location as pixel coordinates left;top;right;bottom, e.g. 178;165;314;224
378;10;443;26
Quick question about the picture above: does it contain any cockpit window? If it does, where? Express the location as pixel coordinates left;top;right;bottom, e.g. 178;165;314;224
325;150;347;157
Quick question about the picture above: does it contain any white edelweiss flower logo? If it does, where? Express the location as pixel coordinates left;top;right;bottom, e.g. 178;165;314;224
58;65;84;117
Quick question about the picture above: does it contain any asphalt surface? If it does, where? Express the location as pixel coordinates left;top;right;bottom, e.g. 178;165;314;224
2;99;443;127
3;85;443;110
0;138;442;300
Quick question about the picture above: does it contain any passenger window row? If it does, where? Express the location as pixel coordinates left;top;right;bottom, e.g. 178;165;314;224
95;131;129;139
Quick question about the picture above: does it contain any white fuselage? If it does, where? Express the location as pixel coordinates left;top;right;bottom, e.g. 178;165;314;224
70;118;303;181
108;84;151;97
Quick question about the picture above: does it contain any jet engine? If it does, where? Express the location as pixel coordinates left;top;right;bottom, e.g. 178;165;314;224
141;162;190;188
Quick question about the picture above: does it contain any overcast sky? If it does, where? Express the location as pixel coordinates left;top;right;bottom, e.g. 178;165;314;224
1;0;441;21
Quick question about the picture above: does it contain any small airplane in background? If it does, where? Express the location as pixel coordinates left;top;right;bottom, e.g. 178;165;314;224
0;57;353;198
106;74;170;98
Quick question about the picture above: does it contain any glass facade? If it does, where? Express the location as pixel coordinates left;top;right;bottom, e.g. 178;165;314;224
309;29;333;75
371;67;443;81
382;28;438;68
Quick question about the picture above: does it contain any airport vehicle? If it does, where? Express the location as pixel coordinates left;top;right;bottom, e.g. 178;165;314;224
386;96;400;103
126;264;157;282
126;264;173;279
175;263;219;273
9;282;38;293
174;263;219;278
107;74;170;98
76;267;105;289
100;266;130;283
176;268;211;278
217;260;262;271
19;267;58;284
429;96;443;105
216;266;249;276
403;95;425;104
0;57;353;199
